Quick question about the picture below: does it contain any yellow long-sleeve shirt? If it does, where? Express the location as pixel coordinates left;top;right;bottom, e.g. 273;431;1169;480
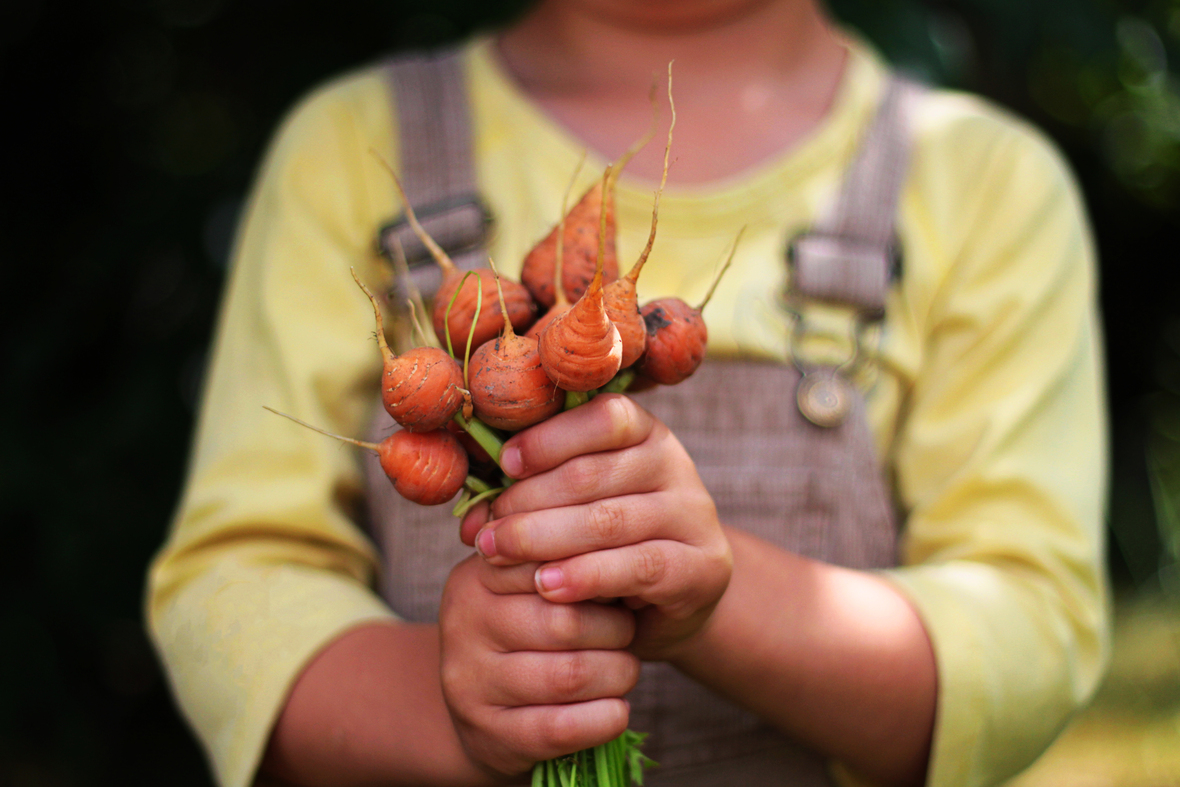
147;36;1109;787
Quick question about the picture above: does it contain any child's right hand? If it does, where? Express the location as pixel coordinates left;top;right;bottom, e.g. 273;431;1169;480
438;551;640;777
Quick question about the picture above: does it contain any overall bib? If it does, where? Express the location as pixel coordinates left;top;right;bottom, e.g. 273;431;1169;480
366;49;916;786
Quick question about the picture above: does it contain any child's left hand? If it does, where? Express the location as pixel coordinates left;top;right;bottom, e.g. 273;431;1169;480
460;393;733;660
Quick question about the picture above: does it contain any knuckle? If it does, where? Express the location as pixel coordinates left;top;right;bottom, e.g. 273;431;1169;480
691;487;719;518
653;428;691;470
439;558;478;624
662;600;700;622
633;543;668;588
439;659;465;702
438;584;458;623
439;661;481;722
551;652;591;697
489;599;529;646
561;457;600;498
586;498;628;546
544;602;584;647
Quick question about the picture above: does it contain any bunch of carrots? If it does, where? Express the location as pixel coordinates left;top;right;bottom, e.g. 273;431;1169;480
268;69;738;787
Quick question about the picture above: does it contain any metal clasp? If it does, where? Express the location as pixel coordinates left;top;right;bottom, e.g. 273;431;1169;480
783;231;893;428
785;309;879;428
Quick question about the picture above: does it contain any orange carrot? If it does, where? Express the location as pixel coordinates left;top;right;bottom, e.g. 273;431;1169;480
605;64;676;369
351;269;469;432
537;166;623;392
370;151;536;351
526;153;585;340
265;407;468;506
468;260;564;431
636;228;742;386
520;92;657;308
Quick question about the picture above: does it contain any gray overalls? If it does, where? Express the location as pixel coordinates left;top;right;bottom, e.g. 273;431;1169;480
366;48;917;786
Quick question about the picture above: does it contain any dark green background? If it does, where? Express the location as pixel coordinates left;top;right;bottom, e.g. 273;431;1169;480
3;0;1178;783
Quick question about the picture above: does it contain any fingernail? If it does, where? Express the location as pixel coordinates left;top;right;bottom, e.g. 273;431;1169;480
476;528;497;559
500;445;523;477
536;566;564;592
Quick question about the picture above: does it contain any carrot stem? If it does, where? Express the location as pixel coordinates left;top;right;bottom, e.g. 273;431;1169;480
406;299;431;348
595;744;612;787
464;475;493;495
350;268;396;365
565;390;591;409
452;413;506;469
463;278;483;388
453;484;506;518
555;151;587;307
531;732;654;787
600;369;635;394
389;237;438;349
369;148;456;275
626;63;676;285
608;81;659;191
443;270;479;358
698;226;745;312
263;406;380;453
593;164;612;293
487;256;513;337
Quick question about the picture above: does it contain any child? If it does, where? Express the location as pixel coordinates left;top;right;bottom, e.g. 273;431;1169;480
147;1;1108;785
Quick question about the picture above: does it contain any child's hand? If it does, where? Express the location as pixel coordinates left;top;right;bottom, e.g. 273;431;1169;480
438;553;640;777
459;394;733;660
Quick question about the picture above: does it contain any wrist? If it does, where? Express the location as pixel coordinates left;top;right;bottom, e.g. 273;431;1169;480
262;622;501;786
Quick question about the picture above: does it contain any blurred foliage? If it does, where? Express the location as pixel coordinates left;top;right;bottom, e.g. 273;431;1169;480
1148;316;1180;594
837;0;1180;207
2;0;1178;785
835;0;1180;594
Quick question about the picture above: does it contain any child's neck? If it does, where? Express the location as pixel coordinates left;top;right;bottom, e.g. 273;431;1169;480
496;0;848;185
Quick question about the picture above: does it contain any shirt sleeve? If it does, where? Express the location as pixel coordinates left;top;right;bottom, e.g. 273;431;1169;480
144;70;404;787
880;106;1110;787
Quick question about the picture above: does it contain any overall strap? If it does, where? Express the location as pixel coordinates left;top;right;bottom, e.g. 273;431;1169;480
789;75;921;318
378;47;491;302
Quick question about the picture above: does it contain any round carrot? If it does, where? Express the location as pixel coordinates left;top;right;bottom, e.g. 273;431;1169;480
468;260;564;431
635;298;706;386
434;268;535;353
370;150;536;351
537;166;624;392
377;429;469;506
520;92;656;308
264;407;468;506
521;178;619;309
526;153;584;340
636;228;742;386
351;269;469;432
